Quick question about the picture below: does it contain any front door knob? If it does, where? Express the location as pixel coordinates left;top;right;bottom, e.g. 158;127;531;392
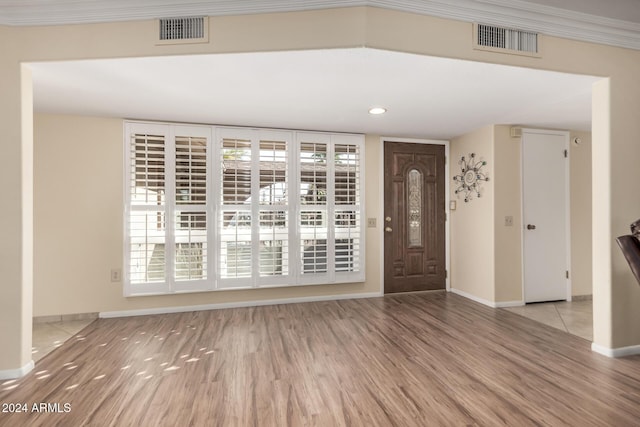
527;224;536;230
385;227;392;232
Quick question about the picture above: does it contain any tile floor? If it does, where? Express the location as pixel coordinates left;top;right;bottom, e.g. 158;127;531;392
32;317;97;362
502;298;593;341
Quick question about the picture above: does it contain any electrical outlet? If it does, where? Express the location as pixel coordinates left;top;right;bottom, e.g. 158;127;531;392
111;268;122;282
367;218;377;228
505;216;514;227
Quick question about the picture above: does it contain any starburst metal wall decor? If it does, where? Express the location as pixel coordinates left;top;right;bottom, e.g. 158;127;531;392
453;153;489;202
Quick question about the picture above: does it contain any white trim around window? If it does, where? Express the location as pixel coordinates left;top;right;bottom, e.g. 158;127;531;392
124;121;365;296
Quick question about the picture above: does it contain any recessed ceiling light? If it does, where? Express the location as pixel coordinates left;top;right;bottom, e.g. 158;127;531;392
368;107;387;115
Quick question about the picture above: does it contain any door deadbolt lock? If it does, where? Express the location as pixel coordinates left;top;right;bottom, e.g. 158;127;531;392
385;227;393;232
385;216;392;222
527;224;536;230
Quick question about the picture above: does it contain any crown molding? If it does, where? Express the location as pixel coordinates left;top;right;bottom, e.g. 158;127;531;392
369;0;640;51
0;0;638;50
0;1;366;26
471;0;640;49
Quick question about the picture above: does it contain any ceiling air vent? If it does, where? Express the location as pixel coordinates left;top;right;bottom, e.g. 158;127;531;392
157;16;208;45
474;23;540;57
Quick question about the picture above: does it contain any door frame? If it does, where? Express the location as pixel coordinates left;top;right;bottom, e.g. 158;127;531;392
379;137;450;294
520;128;572;302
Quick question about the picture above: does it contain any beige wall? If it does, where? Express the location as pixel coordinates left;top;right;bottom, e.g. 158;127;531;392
570;130;593;297
452;125;592;305
591;79;613;347
493;125;523;303
3;5;640;373
607;73;640;349
450;126;495;302
33;115;382;316
0;57;34;371
34;114;123;316
10;8;368;61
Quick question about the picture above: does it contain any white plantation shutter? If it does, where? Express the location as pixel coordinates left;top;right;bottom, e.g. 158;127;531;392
125;122;364;296
175;212;207;280
219;133;253;284
334;142;361;273
297;133;364;284
175;136;207;205
173;127;211;291
129;211;166;283
299;136;329;278
217;129;294;288
126;124;170;294
125;123;213;295
258;138;290;281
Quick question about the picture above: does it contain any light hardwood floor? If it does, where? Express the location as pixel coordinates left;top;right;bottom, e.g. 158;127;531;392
2;292;639;426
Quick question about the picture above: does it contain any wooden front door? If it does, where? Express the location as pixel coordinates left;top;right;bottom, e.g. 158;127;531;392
384;142;446;293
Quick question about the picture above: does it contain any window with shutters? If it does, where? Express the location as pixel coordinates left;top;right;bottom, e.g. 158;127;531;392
217;129;295;288
298;133;362;284
174;134;207;282
127;125;168;294
124;122;364;296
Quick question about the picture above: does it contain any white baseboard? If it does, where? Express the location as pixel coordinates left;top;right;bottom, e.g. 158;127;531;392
100;291;382;318
450;288;495;307
449;288;523;308
494;300;525;308
0;360;34;380
591;342;640;358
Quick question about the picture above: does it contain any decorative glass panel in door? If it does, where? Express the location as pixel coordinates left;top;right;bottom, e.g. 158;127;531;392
407;168;422;248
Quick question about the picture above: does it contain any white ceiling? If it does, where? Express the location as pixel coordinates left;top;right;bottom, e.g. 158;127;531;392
30;48;600;139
